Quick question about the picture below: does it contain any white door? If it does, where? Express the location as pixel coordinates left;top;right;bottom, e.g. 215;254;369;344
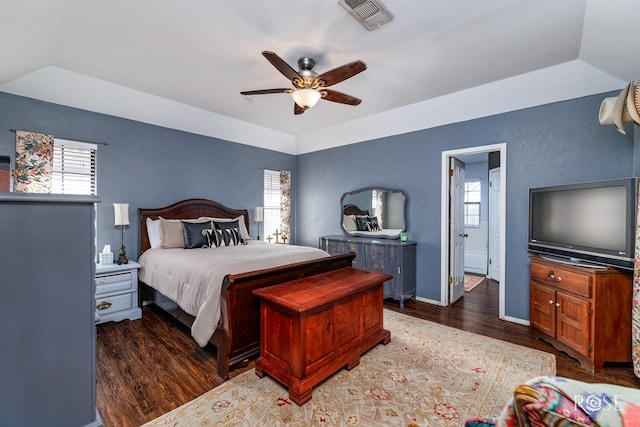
449;157;466;303
488;167;501;281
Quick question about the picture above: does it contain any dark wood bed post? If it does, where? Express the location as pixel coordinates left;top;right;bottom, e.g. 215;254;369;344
138;198;356;380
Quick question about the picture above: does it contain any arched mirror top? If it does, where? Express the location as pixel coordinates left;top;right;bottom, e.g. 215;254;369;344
340;187;406;239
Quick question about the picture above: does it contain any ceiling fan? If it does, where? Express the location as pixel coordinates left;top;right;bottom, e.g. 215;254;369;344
240;51;367;115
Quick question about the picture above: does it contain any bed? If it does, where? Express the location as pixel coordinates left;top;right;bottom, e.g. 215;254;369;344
137;198;355;379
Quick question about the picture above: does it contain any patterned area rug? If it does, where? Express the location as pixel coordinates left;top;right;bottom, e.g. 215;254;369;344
464;274;485;292
144;310;555;427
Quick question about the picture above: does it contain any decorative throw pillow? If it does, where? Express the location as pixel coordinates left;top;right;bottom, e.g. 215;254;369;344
159;217;186;248
355;216;369;231
355;216;379;232
181;221;212;249
213;220;245;246
203;228;223;248
367;216;380;231
200;215;252;241
343;214;358;232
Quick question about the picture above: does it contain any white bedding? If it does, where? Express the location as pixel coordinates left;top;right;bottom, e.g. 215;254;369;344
352;228;404;237
138;240;329;346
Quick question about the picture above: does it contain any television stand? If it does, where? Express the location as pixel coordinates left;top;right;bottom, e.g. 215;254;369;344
529;255;632;373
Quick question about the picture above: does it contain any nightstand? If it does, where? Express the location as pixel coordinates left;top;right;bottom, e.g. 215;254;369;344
95;261;142;324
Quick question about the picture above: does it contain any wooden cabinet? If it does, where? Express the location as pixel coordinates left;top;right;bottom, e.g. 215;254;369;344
529;256;632;373
0;193;101;427
95;261;142;324
319;235;416;308
253;267;392;405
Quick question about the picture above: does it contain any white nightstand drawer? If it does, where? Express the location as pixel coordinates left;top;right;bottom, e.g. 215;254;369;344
95;271;133;295
95;292;136;316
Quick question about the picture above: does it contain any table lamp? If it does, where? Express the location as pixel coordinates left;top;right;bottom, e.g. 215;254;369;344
254;206;263;240
114;203;129;264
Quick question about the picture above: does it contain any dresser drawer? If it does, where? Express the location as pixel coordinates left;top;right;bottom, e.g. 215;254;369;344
95;271;134;295
365;245;395;259
95;292;137;316
324;240;344;255
530;262;592;298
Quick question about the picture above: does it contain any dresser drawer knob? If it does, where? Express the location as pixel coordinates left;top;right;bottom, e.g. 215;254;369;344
548;300;554;305
375;249;384;256
547;271;562;282
100;278;107;284
96;301;112;310
374;263;384;270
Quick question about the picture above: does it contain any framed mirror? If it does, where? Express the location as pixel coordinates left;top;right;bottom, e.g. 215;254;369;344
341;187;406;239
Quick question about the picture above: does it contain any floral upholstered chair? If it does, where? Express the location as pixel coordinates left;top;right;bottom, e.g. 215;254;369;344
464;376;640;427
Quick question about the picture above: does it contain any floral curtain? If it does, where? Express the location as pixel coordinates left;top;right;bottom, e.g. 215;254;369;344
280;170;291;244
14;131;54;193
633;181;640;377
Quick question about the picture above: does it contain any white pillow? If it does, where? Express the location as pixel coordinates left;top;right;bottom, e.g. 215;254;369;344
199;215;252;241
146;217;162;249
343;214;358;232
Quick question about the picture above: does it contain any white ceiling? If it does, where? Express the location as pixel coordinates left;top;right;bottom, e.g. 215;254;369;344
1;0;638;154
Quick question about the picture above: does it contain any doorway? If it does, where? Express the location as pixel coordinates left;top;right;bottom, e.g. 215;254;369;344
440;143;506;319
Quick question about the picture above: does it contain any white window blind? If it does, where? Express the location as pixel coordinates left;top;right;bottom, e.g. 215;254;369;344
52;138;97;195
263;169;281;241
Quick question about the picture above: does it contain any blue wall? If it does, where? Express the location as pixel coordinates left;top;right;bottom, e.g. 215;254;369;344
0;92;296;258
1;90;636;321
296;92;636;320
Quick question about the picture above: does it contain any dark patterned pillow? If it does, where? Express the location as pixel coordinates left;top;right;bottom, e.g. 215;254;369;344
213;220;245;246
367;216;379;231
181;221;212;249
203;227;223;248
355;216;379;232
355;216;369;231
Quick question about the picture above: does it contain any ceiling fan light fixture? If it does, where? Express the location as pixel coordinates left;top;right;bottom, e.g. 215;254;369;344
291;88;321;109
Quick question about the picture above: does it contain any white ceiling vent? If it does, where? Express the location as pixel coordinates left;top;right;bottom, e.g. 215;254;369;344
338;0;394;31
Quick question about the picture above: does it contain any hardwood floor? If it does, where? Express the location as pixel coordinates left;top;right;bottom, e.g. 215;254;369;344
96;278;640;426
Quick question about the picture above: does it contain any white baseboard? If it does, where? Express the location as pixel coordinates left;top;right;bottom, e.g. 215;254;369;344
414;296;444;306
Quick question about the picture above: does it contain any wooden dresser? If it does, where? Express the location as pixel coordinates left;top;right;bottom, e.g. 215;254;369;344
529;256;632;373
253;267;392;405
319;235;416;308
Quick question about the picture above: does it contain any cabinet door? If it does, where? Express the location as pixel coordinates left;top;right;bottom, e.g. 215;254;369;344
530;282;556;337
556;291;591;355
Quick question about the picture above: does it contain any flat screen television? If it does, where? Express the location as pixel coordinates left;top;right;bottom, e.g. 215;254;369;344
528;177;637;270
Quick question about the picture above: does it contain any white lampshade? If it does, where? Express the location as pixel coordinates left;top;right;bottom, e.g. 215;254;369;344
291;89;321;109
113;203;130;226
254;206;264;223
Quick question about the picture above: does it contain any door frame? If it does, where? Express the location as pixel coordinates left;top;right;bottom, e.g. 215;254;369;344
440;143;507;319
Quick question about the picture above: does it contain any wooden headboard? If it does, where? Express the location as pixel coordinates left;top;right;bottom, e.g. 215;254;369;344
343;204;369;216
138;198;250;254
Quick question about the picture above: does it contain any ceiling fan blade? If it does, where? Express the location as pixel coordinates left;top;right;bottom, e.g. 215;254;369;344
321;89;362;106
314;60;366;87
294;103;305;115
241;88;292;96
262;51;304;86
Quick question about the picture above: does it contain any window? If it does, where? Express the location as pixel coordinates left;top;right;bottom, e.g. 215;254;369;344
52;138;97;195
263;169;282;241
464;179;481;227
